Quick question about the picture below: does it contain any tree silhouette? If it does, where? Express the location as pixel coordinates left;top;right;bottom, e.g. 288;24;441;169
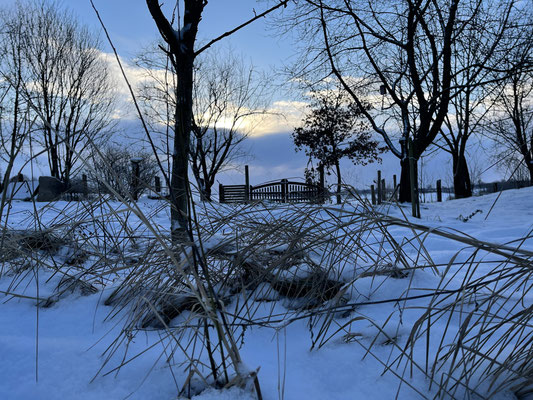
293;89;384;203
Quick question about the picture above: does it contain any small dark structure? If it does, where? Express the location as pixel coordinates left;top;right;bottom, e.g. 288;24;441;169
37;176;66;202
436;179;442;202
36;175;88;202
10;173;25;183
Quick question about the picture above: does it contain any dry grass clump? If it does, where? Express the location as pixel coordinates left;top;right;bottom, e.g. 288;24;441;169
0;228;65;263
68;196;410;397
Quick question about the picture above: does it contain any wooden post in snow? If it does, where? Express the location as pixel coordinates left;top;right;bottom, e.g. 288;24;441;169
131;158;142;201
82;174;88;197
219;183;225;203
393;174;397;201
244;165;250;201
377;170;382;204
281;179;288;203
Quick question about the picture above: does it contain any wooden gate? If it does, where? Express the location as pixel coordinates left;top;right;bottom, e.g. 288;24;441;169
219;179;324;204
218;184;248;203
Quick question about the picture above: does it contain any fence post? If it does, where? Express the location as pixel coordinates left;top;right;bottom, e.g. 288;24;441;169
82;174;88;197
382;178;386;202
392;175;398;201
281;179;288;203
219;183;225;203
377;170;382;204
436;179;442;202
371;184;376;205
244;165;250;201
131;158;142;201
155;176;161;193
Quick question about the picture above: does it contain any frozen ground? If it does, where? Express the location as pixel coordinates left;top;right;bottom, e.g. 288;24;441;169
0;187;532;400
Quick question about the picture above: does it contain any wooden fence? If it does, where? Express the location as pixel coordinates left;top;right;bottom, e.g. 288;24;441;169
251;180;323;203
219;179;324;204
218;184;249;203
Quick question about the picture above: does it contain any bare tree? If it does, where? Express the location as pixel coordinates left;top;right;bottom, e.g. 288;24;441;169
10;1;115;184
90;146;159;199
281;0;517;203
190;52;270;201
485;26;533;185
143;2;290;395
436;1;527;198
487;71;533;184
0;6;35;217
137;48;270;202
145;0;288;238
439;9;530;198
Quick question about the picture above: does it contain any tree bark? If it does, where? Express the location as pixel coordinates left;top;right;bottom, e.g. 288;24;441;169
335;160;341;204
453;153;472;199
399;157;415;203
171;60;195;238
47;129;60;179
146;0;205;241
203;184;212;202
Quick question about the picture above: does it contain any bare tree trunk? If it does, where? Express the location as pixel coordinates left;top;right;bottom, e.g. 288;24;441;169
453;153;472;199
47;128;60;179
204;185;212;202
146;0;205;240
335;160;341;204
399;157;413;203
171;60;194;239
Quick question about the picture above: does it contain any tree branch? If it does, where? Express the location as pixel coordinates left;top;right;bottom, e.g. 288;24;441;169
195;0;288;56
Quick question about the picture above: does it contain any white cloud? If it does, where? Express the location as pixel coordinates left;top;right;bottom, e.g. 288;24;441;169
244;100;308;137
100;51;310;136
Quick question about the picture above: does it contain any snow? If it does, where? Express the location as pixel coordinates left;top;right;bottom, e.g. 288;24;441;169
1;187;532;399
4;180;38;200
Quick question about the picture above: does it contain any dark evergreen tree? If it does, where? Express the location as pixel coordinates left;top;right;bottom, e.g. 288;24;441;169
293;89;385;203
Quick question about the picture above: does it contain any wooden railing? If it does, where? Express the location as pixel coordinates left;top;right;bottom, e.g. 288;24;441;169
220;179;324;204
218;184;248;203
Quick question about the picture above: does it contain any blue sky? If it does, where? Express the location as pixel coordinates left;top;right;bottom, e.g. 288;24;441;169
0;0;310;183
84;0;326;186
0;0;503;188
65;0;295;69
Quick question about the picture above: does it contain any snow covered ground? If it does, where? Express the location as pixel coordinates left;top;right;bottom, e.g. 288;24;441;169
0;187;532;400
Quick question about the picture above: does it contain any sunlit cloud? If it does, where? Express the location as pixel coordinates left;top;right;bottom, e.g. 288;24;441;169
100;51;310;136
243;100;308;137
98;52;163;121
